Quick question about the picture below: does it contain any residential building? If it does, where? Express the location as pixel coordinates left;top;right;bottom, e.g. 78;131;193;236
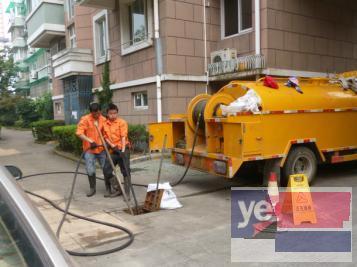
51;0;357;125
0;0;8;50
6;0;29;95
52;0;95;123
24;0;66;99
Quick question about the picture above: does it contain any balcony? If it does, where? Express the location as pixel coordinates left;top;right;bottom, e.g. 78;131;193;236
78;0;115;9
8;16;25;31
208;54;266;81
26;1;65;48
52;48;94;79
11;37;26;48
14;79;30;90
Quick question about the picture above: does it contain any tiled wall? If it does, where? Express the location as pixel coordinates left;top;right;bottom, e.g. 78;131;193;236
72;6;96;50
261;0;357;73
91;7;157;89
111;81;206;124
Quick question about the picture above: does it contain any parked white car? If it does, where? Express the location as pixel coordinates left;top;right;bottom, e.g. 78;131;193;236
0;166;75;267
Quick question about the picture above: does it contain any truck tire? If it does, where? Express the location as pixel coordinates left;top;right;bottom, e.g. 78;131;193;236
283;146;317;185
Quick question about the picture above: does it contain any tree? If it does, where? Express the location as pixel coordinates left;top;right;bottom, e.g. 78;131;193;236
96;61;113;113
0;47;18;95
0;95;20;125
16;98;40;127
35;92;54;120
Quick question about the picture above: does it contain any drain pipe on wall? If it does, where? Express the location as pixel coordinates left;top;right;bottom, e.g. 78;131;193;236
203;0;208;94
154;0;163;123
255;0;261;56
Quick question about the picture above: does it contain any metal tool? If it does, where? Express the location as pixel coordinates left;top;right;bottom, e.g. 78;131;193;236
94;121;134;215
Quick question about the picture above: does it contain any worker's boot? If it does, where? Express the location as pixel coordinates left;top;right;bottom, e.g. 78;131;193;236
87;175;96;197
104;182;111;198
124;176;131;201
109;177;122;198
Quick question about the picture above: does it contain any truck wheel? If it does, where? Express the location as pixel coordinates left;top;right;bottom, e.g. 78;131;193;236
283;146;317;185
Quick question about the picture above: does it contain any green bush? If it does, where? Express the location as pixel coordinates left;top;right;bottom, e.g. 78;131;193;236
14;120;25;128
35;92;54;120
31;120;65;141
16;98;40;127
0;95;19;126
52;123;149;155
53;125;82;155
128;124;149;152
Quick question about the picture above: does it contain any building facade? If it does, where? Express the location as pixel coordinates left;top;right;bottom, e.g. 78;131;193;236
23;0;67;99
0;0;10;50
50;0;357;124
6;0;29;95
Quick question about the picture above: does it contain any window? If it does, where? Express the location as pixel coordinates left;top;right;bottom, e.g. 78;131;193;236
68;25;76;48
67;0;75;19
26;0;40;14
120;0;153;55
98;19;106;57
133;92;148;109
93;10;110;65
50;38;66;56
55;102;62;114
222;0;252;38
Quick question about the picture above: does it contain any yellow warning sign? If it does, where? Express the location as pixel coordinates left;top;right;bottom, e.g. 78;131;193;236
282;174;317;225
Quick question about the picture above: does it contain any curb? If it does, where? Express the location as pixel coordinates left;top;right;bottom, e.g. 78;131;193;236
53;148;171;166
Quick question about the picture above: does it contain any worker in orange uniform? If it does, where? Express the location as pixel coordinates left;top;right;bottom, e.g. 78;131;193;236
102;103;131;198
76;103;107;197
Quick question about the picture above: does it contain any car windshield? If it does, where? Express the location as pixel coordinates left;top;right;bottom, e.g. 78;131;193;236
0;195;44;267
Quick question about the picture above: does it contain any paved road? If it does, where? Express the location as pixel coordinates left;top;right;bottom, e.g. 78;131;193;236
0;128;356;266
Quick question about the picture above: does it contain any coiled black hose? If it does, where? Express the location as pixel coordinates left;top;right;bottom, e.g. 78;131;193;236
18;147;135;257
171;112;202;187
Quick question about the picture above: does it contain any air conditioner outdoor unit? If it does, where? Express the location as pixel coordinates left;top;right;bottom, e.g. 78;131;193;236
210;48;237;63
31;70;38;80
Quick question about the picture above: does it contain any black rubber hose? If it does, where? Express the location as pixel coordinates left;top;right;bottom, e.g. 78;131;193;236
55;148;86;238
25;190;134;256
18;146;135;257
171;112;202;187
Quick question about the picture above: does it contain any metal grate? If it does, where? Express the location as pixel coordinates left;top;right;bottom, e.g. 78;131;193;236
64;76;93;124
208;54;265;77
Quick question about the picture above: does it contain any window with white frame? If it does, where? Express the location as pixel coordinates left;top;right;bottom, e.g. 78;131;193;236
222;0;252;38
120;0;153;55
133;92;148;109
55;102;62;114
93;10;109;65
67;0;75;19
68;25;76;48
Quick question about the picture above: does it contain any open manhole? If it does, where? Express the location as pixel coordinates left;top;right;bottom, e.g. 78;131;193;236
123;190;163;215
123;205;156;216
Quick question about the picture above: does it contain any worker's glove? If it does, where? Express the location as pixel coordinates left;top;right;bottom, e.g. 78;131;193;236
113;146;122;155
90;142;98;149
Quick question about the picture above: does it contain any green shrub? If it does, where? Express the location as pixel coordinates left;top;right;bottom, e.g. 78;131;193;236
52;123;149;155
14;120;25;128
53;125;82;155
128;124;149;152
35;92;54;120
16;98;40;127
31;120;65;141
